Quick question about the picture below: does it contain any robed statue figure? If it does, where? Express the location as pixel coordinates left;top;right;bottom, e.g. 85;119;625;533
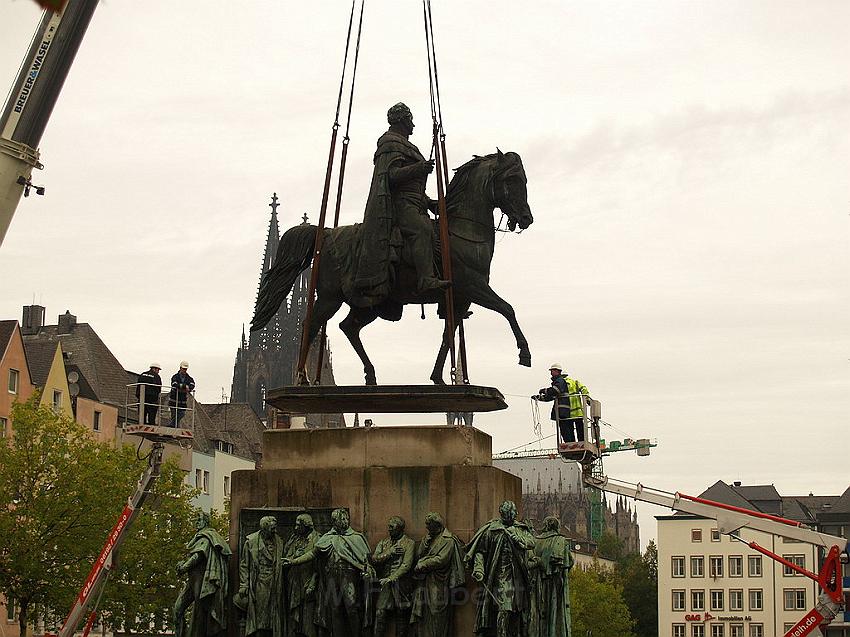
410;512;466;637
285;508;373;637
173;511;231;637
353;102;450;306
528;516;574;637
237;516;286;637
465;501;536;637
282;514;320;637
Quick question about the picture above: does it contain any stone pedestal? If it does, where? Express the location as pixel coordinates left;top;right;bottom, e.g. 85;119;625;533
229;425;522;636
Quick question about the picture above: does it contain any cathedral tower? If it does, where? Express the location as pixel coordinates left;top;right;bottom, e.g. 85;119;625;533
230;194;340;427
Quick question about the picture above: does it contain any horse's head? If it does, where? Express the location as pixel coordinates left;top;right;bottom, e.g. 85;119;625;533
492;149;533;231
445;150;533;233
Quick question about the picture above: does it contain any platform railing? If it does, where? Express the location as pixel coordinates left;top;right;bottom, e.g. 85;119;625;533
124;382;196;431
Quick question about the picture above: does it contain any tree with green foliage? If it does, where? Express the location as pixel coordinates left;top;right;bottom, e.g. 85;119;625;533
595;529;626;562
98;452;202;634
570;562;637;637
0;396;208;635
616;541;658;637
0;397;136;635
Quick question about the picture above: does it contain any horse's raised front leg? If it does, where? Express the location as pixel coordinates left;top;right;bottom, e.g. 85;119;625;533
468;285;531;367
339;307;380;385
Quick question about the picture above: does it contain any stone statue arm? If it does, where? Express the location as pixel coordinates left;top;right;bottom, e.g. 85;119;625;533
388;160;433;185
527;549;540;571
471;552;485;582
371;540;392;565
238;543;249;596
287;547;316;567
177;550;202;575
415;538;453;575
506;526;535;550
387;540;415;581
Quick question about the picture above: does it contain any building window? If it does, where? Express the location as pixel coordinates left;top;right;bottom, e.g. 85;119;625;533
0;416;7;438
710;529;721;542
729;625;743;637
729;555;743;577
214;440;234;454
672;556;685;577
223;475;230;498
93;411;101;432
783;624;795;634
195;469;202;489
8;369;20;394
52;389;62;411
202;470;210;494
783;588;806;610
691;625;705;637
747;555;762;577
710;625;724;637
729;589;743;611
748;589;763;611
672;590;685;611
6;598;16;622
782;554;805;576
691;589;705;611
673;625;685;637
710;589;724;611
691;529;703;542
748;625;762;637
709;555;723;578
691;556;704;577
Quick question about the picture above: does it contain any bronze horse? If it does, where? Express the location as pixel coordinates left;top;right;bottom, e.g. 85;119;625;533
251;150;534;385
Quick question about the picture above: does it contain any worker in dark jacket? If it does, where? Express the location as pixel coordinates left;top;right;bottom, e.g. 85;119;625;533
169;361;195;427
534;363;589;444
136;363;162;425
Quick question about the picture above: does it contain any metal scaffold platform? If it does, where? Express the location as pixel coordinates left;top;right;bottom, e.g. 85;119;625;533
265;384;507;414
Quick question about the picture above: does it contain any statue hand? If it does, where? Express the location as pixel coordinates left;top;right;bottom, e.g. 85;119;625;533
419;160;435;175
281;558;291;568
379;577;391;587
472;567;485;583
305;583;316;598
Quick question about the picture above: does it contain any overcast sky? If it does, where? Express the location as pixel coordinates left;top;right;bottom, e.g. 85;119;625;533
1;1;848;546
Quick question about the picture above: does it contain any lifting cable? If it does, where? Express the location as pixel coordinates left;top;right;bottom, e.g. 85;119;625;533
423;0;469;384
314;0;365;384
296;0;365;384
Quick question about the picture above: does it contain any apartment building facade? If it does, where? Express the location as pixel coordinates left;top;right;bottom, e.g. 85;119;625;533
658;481;847;637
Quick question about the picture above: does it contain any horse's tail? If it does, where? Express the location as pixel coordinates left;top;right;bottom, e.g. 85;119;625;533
251;224;317;332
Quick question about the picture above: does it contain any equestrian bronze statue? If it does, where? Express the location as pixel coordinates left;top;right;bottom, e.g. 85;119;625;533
252;105;534;385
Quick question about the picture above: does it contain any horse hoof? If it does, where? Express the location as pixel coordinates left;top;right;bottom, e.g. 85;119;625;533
519;353;531;367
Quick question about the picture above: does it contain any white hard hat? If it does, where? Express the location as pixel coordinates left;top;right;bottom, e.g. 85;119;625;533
549;362;563;371
150;362;161;369
180;360;189;368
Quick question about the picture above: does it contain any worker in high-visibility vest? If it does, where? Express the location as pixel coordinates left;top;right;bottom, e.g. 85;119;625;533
534;363;589;443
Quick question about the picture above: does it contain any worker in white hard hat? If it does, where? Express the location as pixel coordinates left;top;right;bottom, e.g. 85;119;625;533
136;362;163;425
533;363;589;444
168;361;195;427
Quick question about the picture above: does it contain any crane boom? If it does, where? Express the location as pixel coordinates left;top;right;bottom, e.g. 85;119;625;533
55;442;164;637
583;471;848;637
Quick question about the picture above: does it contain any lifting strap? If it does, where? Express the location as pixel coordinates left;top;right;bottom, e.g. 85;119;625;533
314;0;365;384
297;0;365;384
423;0;469;383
